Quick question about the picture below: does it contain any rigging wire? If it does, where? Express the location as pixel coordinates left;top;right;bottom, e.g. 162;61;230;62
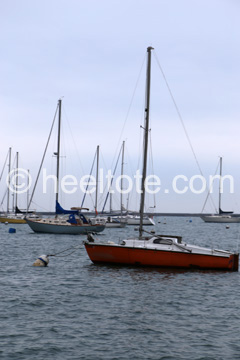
153;51;217;213
201;160;220;212
153;52;200;168
0;149;11;208
1;188;7;208
27;103;59;211
62;104;85;175
47;244;82;257
30;200;50;212
125;145;137;211
98;147;109;207
1;152;17;209
148;130;156;210
109;54;146;170
0;149;9;184
81;148;97;208
101;144;123;213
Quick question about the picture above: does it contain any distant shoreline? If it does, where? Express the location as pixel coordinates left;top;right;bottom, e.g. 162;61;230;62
35;212;240;217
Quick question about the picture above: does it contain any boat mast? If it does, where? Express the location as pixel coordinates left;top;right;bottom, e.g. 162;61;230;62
120;140;125;217
7;147;12;213
139;46;154;238
56;99;62;207
27;169;30;213
95;145;99;215
15;151;19;213
109;193;112;213
219;156;222;214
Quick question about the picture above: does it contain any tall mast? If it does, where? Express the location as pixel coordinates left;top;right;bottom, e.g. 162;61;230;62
27;169;30;212
95;145;99;215
7;147;12;213
56;99;62;206
219;156;222;214
120;141;125;217
109;192;112;213
139;46;154;238
15;151;19;213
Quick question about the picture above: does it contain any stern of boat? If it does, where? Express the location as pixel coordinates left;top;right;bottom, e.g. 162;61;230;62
232;253;239;271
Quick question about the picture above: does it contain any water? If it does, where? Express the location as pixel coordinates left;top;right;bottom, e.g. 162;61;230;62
1;217;240;360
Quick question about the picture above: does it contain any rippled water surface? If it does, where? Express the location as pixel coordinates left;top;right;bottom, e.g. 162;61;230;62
1;217;240;360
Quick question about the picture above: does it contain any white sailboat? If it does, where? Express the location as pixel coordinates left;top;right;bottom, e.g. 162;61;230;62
92;141;127;228
108;141;154;226
112;213;155;225
200;157;240;223
86;144;126;228
0;149;29;224
125;214;155;225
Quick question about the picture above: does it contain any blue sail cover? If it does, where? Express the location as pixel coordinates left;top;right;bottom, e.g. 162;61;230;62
55;201;78;215
67;214;78;224
55;201;89;224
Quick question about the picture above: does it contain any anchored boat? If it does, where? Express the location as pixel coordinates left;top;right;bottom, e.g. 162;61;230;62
200;157;240;223
26;99;105;235
84;47;238;271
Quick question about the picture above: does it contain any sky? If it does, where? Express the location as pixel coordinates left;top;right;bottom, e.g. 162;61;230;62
1;0;240;214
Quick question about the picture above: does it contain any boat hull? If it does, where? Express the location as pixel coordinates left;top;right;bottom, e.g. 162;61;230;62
84;243;239;271
127;218;155;225
0;216;26;224
26;218;105;234
105;222;126;228
200;215;240;223
113;216;155;226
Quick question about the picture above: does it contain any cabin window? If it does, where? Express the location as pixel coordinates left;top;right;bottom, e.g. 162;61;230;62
153;238;172;245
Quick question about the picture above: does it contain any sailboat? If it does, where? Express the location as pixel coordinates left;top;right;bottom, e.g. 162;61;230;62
83;145;126;228
0;149;27;224
200;157;240;223
112;213;155;225
99;141;127;228
0;210;26;224
106;140;127;228
124;214;155;225
0;212;26;224
26;99;105;235
103;141;153;226
84;47;239;271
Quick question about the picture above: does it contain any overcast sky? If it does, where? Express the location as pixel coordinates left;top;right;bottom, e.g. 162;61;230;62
1;0;240;214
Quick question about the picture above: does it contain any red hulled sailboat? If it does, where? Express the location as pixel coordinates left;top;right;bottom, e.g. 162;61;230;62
84;47;238;271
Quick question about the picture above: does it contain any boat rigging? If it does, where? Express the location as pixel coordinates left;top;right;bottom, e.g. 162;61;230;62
84;46;239;271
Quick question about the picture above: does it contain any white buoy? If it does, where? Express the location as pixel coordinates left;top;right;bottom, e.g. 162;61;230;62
33;255;49;267
226;225;230;229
